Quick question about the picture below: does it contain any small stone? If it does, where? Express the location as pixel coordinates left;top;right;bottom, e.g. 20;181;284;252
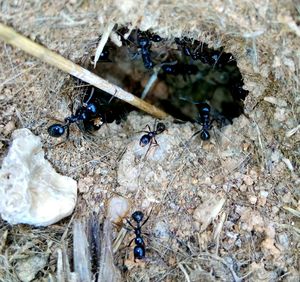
240;184;247;192
78;177;93;193
282;192;292;204
248;195;257;205
272;206;279;214
154;221;170;240
278;233;289;248
3;121;15;136
258;191;268;206
16;254;49;282
243;175;254;186
107;196;130;224
193;196;225;232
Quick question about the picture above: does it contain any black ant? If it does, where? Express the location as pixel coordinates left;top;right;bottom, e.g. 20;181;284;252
149;34;162;42
137;35;154;69
139;122;166;154
126;211;149;261
193;102;213;141
175;37;193;57
161;62;198;76
47;91;102;138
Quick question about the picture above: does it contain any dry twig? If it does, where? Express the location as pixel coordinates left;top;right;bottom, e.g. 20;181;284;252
0;23;168;119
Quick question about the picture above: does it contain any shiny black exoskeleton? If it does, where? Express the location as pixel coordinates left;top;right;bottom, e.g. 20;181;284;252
139;122;166;147
137;36;154;69
126;211;149;261
47;102;100;138
98;48;111;62
193;103;212;140
161;63;198;76
91;47;111;63
149;34;162;42
175;37;193;57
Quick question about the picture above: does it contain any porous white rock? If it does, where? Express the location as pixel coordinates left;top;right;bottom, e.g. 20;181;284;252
107;196;130;224
0;128;77;226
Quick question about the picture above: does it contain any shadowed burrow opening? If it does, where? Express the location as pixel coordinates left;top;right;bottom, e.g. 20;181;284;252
67;26;249;137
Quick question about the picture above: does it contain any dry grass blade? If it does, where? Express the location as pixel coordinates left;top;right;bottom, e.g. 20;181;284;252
98;219;122;282
73;220;91;282
282;206;300;218
0;23;168;119
94;22;114;68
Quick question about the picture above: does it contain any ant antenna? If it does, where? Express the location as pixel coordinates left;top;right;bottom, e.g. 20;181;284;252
140;61;178;100
83;87;95;106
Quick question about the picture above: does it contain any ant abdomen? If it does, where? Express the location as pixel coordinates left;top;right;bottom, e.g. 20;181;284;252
134;246;145;260
47;124;65;137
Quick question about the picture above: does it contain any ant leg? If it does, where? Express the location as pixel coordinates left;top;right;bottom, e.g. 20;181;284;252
151;137;159;148
144;144;152;159
126;219;136;230
191;130;201;138
144;138;159;159
137;124;151;134
84;87;95;105
127;237;135;247
65;125;70;140
209;119;215;129
108;89;117;104
141;215;150;227
144;124;151;132
141;207;153;227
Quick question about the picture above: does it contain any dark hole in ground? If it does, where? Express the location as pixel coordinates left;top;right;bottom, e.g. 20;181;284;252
74;27;249;135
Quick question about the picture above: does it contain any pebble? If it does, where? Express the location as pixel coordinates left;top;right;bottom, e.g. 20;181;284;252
243;175;254;186
248;195;257;205
3;121;15;136
107;196;130;224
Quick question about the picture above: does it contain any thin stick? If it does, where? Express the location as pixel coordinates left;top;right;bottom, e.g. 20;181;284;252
0;23;168;119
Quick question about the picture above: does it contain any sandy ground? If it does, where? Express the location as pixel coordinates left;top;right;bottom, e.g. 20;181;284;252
0;1;299;281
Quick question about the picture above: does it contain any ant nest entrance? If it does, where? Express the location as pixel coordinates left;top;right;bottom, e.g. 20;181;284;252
79;27;249;137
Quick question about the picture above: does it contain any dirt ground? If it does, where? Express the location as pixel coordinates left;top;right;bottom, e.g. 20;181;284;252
0;1;299;282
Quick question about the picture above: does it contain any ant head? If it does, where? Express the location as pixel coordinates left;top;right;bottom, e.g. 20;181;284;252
151;34;162;42
156;122;166;133
132;211;144;223
47;124;66;137
86;102;97;115
162;64;178;75
200;130;210;141
197;103;210;114
138;37;150;48
140;134;151;147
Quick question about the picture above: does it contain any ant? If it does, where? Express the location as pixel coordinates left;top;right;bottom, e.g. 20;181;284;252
126;211;149;261
47;91;102;138
139;122;166;154
149;34;162;42
161;62;198;76
137;35;154;69
193;102;213;140
175;37;193;57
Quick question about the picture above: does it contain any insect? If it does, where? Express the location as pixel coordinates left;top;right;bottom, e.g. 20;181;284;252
175;37;193;57
149;34;162;42
126;211;149;261
90;47;112;64
47;101;101;138
193;102;213;140
139;122;166;154
161;63;198;76
137;35;154;69
47;89;102;138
